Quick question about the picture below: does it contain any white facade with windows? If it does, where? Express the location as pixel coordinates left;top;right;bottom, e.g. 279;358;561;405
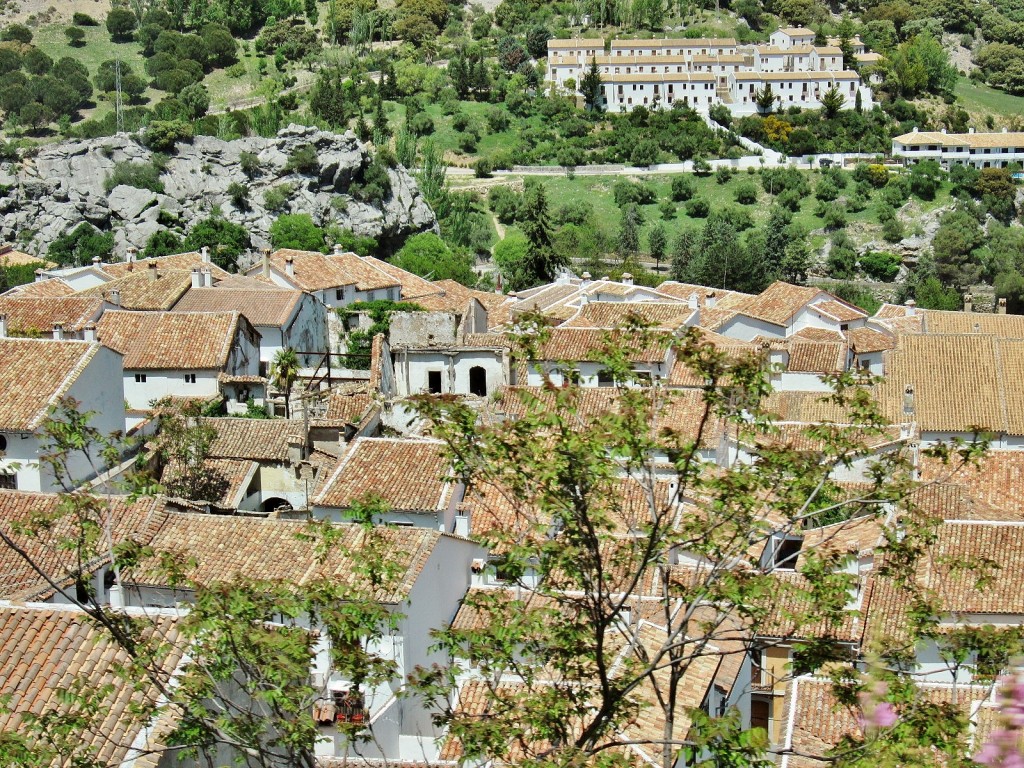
892;129;1024;169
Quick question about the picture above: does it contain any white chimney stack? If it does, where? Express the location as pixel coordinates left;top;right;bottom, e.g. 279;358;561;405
110;289;121;307
999;298;1008;315
261;247;271;278
903;385;915;415
201;246;210;264
905;298;917;316
705;291;717;309
191;267;203;289
621;272;634;286
125;247;137;263
52;323;64;341
147;261;158;281
285;255;295;277
333;244;344;256
83;324;97;342
92;255;101;268
202;267;213;288
963;293;973;313
34;268;45;282
687;292;698;310
0;313;7;338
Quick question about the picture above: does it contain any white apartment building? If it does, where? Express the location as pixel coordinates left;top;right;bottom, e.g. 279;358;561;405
547;30;872;114
892;129;1024;168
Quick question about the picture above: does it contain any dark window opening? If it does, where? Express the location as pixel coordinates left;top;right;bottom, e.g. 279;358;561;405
597;369;615;387
750;697;771;731
184;373;196;383
0;473;15;490
0;435;6;451
469;366;487;397
427;370;442;394
134;373;147;383
774;537;802;569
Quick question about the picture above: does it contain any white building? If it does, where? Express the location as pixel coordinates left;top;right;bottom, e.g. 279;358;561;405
892;129;1024;169
172;274;328;373
95;310;262;420
0;333;126;492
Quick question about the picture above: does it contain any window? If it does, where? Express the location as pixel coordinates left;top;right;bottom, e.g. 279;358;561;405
0;473;15;490
597;369;615;387
134;373;147;383
184;373;196;384
336;289;344;301
0;435;5;451
427;370;442;394
774;537;802;569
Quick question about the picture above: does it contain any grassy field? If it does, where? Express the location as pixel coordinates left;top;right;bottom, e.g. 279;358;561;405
452;168;955;260
955;81;1024;123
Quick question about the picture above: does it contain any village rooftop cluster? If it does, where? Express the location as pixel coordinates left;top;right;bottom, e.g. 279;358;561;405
1;241;1022;765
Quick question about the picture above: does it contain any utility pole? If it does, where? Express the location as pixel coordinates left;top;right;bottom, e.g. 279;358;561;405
114;58;125;135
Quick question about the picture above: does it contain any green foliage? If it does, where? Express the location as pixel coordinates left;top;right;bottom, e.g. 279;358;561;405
339;299;424;368
263;184;293;212
105;8;138;42
64;27;86;46
144;230;185;259
672;175;697;202
103;161;165;194
182;217;251;271
394;232;477;286
142;121;194;152
1;25;33;45
72;12;98;26
239;152;261;178
284;143;319;174
931;207;984;289
270;214;326;251
47;224;114;267
914;274;966;310
859;251;903;281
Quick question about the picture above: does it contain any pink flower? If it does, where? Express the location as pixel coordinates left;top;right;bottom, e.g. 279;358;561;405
870;702;898;728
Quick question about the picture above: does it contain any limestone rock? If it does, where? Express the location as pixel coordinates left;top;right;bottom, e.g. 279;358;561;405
0;125;437;259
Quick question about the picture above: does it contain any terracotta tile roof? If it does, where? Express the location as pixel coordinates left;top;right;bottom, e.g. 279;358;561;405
0;244;52;267
0;490;166;599
918;451;1024;520
847;326;894;353
756;569;867;643
782;677;990;768
734;281;821;326
921;309;1024;337
0;603;184;766
0;339;102;431
655;282;752;309
791;327;845;343
100;252;230;280
78;269;193;310
667;334;762;387
160;457;257;507
696;306;743;331
419;279;515;328
266;249;400;292
172;286;302;327
876;334;1024;434
562;301;696;330
786;340;847;373
762;391;860;424
196;417;302;462
96;310;243;370
314;437;454;511
124;510;440;603
0;296;103;335
310;388;375;428
363;255;445;300
5;278;75;298
532;327;673;363
798;515;884;565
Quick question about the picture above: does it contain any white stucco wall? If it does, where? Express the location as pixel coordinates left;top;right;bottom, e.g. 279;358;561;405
123;369;220;411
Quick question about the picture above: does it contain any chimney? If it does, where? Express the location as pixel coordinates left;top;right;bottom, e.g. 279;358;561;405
201;246;210;264
261;247;271;278
285;255;295;278
903;385;915;416
52;323;64;341
0;313;7;338
202;267;213;288
969;127;975;134
191;267;203;289
125;247;137;263
909;441;920;481
147;261;158;281
333;244;344;256
963;293;973;313
687;292;698;310
110;289;121;307
940;128;946;134
34;268;44;282
83;323;97;342
580;271;592;287
621;272;634;286
1003;127;1009;133
286;434;306;464
905;298;917;316
999;297;1007;315
705;290;717;309
92;255;101;268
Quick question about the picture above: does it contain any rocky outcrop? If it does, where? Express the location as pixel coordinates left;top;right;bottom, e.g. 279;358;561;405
0;124;437;258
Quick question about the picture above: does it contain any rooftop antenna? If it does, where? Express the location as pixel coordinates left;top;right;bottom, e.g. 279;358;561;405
114;58;125;135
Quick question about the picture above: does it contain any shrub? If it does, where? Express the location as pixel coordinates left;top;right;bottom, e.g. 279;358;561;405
488;186;521;224
408;111;434;136
613;179;656;207
715;167;733;184
143;120;193;152
735;182;758;204
72;12;99;25
881;216;905;243
106;8;138;42
270;213;325;250
474;157;492;178
284;143;318;174
227;181;249;210
859;251;902;281
485;106;511;132
349;157;392;203
240;151;260;178
263;184;293;211
816;178;840;202
685;198;710;218
104;161;164;194
822;204;847;230
2;24;32;43
226;62;246;78
777;188;803;212
65;27;86;46
671;175;696;202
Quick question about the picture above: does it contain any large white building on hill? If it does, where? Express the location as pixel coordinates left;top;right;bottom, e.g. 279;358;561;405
547;27;874;114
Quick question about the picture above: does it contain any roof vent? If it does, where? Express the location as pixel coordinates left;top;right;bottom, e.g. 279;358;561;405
903;385;915;415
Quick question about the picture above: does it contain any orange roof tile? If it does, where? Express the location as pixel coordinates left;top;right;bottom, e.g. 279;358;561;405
100;252;230;280
172;286;303;327
0;296;103;335
0;339;102;431
561;301;695;330
734;281;821;326
96;310;245;370
314;437;453;511
78;269;193;310
266;249;400;292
